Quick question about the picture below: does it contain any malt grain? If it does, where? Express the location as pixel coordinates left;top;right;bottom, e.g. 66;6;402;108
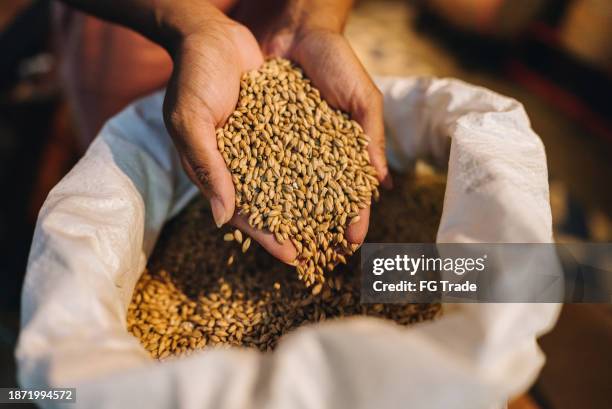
216;58;379;286
127;169;445;359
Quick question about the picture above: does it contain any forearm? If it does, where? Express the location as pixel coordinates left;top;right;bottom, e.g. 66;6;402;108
59;0;222;51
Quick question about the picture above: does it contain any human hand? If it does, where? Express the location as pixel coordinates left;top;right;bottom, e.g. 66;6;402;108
162;5;298;263
232;0;391;246
269;30;391;245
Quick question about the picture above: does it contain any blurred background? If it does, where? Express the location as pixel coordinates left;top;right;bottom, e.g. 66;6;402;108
0;0;610;408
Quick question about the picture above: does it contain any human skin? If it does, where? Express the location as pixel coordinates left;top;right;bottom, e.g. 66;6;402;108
53;0;237;146
60;0;390;263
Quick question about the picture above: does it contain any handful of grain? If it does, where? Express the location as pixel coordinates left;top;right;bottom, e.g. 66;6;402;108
127;170;445;358
216;58;379;287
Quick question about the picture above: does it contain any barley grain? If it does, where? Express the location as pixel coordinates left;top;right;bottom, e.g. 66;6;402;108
127;169;445;358
217;58;379;286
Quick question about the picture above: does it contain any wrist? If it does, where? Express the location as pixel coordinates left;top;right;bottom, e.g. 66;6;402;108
268;0;351;35
262;0;350;56
152;0;226;54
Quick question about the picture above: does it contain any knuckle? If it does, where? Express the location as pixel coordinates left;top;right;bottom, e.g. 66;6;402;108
192;164;213;191
227;22;254;45
184;152;214;192
232;23;251;38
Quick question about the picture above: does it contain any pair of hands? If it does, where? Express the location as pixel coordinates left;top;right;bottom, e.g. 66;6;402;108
162;1;390;264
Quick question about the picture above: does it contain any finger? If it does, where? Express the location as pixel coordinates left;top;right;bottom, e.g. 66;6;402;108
230;214;298;264
167;99;236;228
292;32;391;188
227;24;265;70
352;87;392;189
345;206;370;244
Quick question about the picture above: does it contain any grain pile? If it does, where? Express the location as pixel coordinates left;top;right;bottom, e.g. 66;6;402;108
127;169;446;359
216;58;379;287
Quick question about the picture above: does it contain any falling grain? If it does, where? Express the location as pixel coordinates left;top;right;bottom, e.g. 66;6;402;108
126;169;446;359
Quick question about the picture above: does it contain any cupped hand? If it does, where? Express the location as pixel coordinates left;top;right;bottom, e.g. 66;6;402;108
163;11;297;263
230;0;391;245
256;27;392;246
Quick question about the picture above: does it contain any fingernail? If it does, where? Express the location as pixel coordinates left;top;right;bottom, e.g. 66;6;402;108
210;197;227;228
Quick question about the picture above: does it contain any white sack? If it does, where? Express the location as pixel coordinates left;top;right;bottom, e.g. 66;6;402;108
17;76;561;409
